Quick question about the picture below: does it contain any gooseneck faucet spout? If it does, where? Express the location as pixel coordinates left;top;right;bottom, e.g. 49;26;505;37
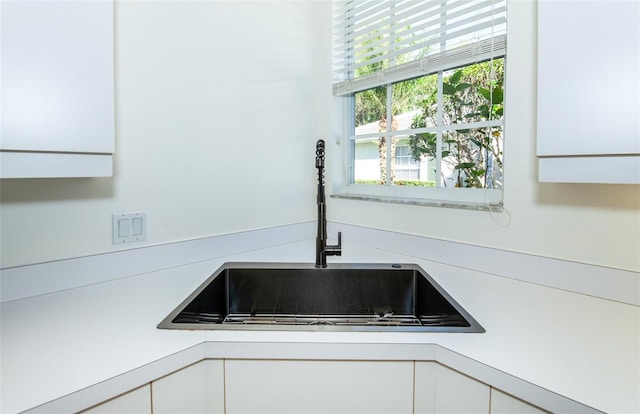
315;139;341;268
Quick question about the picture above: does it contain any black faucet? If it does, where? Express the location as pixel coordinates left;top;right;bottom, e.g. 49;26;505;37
315;139;341;268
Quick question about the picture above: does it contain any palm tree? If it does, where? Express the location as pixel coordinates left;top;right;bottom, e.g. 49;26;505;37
356;77;432;183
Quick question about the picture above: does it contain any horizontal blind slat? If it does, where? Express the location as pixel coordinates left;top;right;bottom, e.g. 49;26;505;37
333;34;506;95
333;0;396;35
342;17;505;76
336;1;441;41
335;0;500;47
335;3;446;58
333;0;506;87
336;5;505;64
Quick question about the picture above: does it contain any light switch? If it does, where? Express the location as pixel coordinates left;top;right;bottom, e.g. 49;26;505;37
132;217;143;236
112;212;147;244
118;219;130;237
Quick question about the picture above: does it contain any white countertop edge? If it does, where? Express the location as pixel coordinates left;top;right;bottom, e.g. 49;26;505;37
432;345;603;414
22;343;206;414
22;341;602;414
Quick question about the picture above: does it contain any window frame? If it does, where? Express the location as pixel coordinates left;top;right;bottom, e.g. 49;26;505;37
332;0;507;211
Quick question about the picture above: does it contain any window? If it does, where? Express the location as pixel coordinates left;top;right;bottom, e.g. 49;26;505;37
395;145;422;181
333;0;506;209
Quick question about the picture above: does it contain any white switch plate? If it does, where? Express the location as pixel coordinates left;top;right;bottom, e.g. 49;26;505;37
112;212;147;244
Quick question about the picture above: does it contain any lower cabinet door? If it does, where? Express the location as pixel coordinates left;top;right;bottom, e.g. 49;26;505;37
152;360;225;414
224;359;414;414
80;384;151;414
414;362;490;414
490;389;548;414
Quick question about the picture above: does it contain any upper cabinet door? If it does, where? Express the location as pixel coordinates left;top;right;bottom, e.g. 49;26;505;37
1;0;114;177
537;0;640;183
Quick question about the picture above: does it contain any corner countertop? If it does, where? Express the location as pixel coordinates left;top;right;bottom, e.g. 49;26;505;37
1;240;638;413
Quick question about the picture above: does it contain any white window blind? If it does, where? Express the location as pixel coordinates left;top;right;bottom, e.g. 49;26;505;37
333;0;507;96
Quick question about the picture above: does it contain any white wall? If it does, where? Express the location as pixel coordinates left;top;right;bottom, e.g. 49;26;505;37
2;0;638;273
328;0;640;272
0;1;333;267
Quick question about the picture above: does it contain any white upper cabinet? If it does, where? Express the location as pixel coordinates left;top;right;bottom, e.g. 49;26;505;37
537;0;640;184
1;0;114;178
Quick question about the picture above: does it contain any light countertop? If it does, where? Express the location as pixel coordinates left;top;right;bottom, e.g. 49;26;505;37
1;240;638;413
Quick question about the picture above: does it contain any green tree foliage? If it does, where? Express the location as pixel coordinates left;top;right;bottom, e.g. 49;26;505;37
355;78;435;126
355;86;386;126
354;76;435;184
408;59;504;188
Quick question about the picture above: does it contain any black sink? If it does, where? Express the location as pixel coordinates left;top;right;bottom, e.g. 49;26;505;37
157;262;484;332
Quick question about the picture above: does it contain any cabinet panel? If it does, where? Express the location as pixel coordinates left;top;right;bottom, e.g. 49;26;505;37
0;0;114;178
537;1;640;157
152;360;224;414
414;361;437;413
490;389;547;414
225;359;413;414
536;1;640;183
538;156;640;184
0;151;113;178
80;384;151;414
415;362;490;414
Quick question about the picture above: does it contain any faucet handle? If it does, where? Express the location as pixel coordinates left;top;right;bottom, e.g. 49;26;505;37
326;232;342;256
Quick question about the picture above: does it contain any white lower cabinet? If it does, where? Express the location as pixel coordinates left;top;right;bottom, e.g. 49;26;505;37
78;359;552;414
490;389;547;414
414;362;490;414
80;384;151;414
152;360;225;414
224;359;414;414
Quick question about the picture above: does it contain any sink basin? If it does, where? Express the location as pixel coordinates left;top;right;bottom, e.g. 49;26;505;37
157;262;484;332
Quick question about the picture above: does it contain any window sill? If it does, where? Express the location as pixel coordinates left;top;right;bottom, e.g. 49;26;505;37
330;192;503;212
